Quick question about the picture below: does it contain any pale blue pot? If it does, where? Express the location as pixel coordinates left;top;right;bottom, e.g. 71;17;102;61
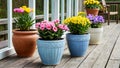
37;39;65;65
66;33;90;57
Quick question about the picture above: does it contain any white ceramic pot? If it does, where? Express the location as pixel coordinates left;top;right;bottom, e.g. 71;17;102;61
89;27;103;45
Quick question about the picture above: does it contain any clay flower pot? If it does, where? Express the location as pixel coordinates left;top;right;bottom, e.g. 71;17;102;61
86;8;99;16
12;29;38;57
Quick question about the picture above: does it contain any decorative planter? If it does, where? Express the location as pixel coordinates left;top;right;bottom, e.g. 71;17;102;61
86;8;99;16
66;33;90;57
12;29;38;57
89;27;103;45
37;39;65;65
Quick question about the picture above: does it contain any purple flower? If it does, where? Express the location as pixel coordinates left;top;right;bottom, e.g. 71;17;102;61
87;14;94;21
93;16;104;23
87;14;104;24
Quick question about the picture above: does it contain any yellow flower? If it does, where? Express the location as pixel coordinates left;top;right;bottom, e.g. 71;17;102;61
20;6;32;13
24;8;31;13
64;16;91;26
96;1;100;4
84;0;100;9
21;6;27;10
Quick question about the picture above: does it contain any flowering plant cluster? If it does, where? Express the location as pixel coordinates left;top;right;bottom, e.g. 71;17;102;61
64;16;91;35
35;19;69;40
14;6;34;31
84;0;101;9
87;14;104;28
78;12;87;17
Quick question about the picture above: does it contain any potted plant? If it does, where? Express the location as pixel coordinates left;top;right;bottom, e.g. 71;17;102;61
64;12;91;57
35;19;69;65
87;14;104;44
12;6;38;57
84;0;101;16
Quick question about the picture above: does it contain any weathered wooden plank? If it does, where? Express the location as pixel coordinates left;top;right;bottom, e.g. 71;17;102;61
0;54;19;67
0;50;39;68
109;30;120;60
61;45;96;68
78;23;118;68
92;25;120;68
24;58;41;68
106;25;120;68
106;60;120;68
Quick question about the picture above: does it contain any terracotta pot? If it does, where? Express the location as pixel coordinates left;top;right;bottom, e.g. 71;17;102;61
86;8;99;16
12;29;38;57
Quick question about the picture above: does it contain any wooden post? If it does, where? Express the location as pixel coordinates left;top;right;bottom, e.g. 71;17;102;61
61;0;65;22
29;0;36;29
7;0;12;47
67;0;71;17
75;0;79;16
78;0;84;11
51;0;60;20
71;0;74;16
44;0;49;21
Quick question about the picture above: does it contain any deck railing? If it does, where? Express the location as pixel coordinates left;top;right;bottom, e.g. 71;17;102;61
0;0;81;49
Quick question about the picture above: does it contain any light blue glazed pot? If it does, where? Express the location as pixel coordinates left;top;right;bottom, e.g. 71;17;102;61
37;39;65;65
66;33;90;57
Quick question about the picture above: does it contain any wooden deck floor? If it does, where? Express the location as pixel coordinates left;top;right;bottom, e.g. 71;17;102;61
0;23;120;68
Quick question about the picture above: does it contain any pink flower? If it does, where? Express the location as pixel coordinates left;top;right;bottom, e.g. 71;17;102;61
50;22;55;27
52;27;58;32
63;25;69;31
35;23;40;28
53;19;60;23
18;8;24;13
42;20;48;23
39;22;45;30
14;8;19;12
14;8;24;13
40;27;45;30
46;23;51;30
40;23;45;28
58;24;64;30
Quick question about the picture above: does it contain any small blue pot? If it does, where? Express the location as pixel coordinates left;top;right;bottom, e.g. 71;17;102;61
37;39;65;65
66;33;90;57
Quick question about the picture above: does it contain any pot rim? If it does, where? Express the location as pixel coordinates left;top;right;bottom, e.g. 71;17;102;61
67;33;90;35
13;29;38;35
86;8;99;10
37;38;64;41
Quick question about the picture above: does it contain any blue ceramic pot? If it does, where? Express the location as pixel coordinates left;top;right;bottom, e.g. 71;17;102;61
37;39;65;65
66;33;90;57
